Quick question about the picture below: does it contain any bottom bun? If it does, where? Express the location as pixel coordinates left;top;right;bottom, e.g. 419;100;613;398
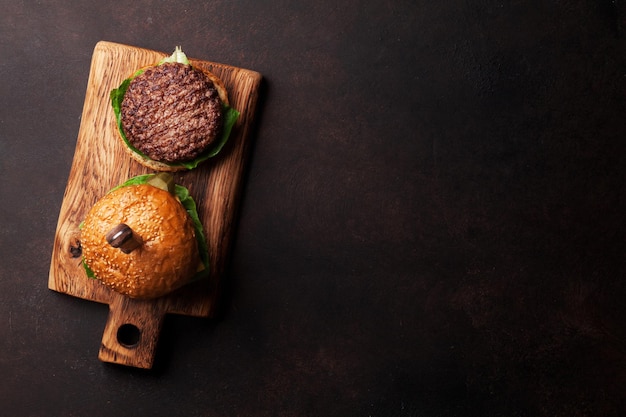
120;142;188;172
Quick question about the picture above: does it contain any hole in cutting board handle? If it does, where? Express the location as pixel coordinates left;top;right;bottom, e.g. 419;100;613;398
117;323;141;348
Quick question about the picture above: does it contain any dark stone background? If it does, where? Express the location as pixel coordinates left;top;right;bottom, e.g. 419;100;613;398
0;1;624;416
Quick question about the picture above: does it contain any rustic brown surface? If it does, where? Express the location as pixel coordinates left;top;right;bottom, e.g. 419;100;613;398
48;41;262;368
2;1;626;416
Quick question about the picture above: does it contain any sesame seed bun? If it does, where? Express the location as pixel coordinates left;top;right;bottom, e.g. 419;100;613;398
81;183;201;299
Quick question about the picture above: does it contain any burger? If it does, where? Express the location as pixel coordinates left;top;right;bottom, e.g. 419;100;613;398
80;173;209;299
110;47;240;171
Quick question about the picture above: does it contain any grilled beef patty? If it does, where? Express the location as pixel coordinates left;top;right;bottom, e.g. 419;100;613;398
121;63;223;163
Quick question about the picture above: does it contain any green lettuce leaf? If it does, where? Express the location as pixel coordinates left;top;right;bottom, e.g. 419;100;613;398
82;174;209;282
83;259;96;279
158;46;190;65
110;56;240;170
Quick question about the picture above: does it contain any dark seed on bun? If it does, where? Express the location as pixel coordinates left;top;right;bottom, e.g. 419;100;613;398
121;63;224;164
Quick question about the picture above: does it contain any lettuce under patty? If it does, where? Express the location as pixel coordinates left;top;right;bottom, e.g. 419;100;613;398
110;51;240;170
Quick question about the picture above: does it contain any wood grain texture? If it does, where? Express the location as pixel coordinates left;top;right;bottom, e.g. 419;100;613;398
48;41;262;369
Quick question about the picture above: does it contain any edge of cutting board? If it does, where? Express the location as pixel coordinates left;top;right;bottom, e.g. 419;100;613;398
48;41;262;368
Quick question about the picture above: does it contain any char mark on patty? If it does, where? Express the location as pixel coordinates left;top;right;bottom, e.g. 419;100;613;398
121;62;224;163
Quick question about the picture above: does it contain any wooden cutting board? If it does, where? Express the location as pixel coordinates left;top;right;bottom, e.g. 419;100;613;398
48;41;262;369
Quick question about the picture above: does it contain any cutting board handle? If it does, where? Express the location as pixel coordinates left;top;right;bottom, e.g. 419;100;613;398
98;295;166;369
